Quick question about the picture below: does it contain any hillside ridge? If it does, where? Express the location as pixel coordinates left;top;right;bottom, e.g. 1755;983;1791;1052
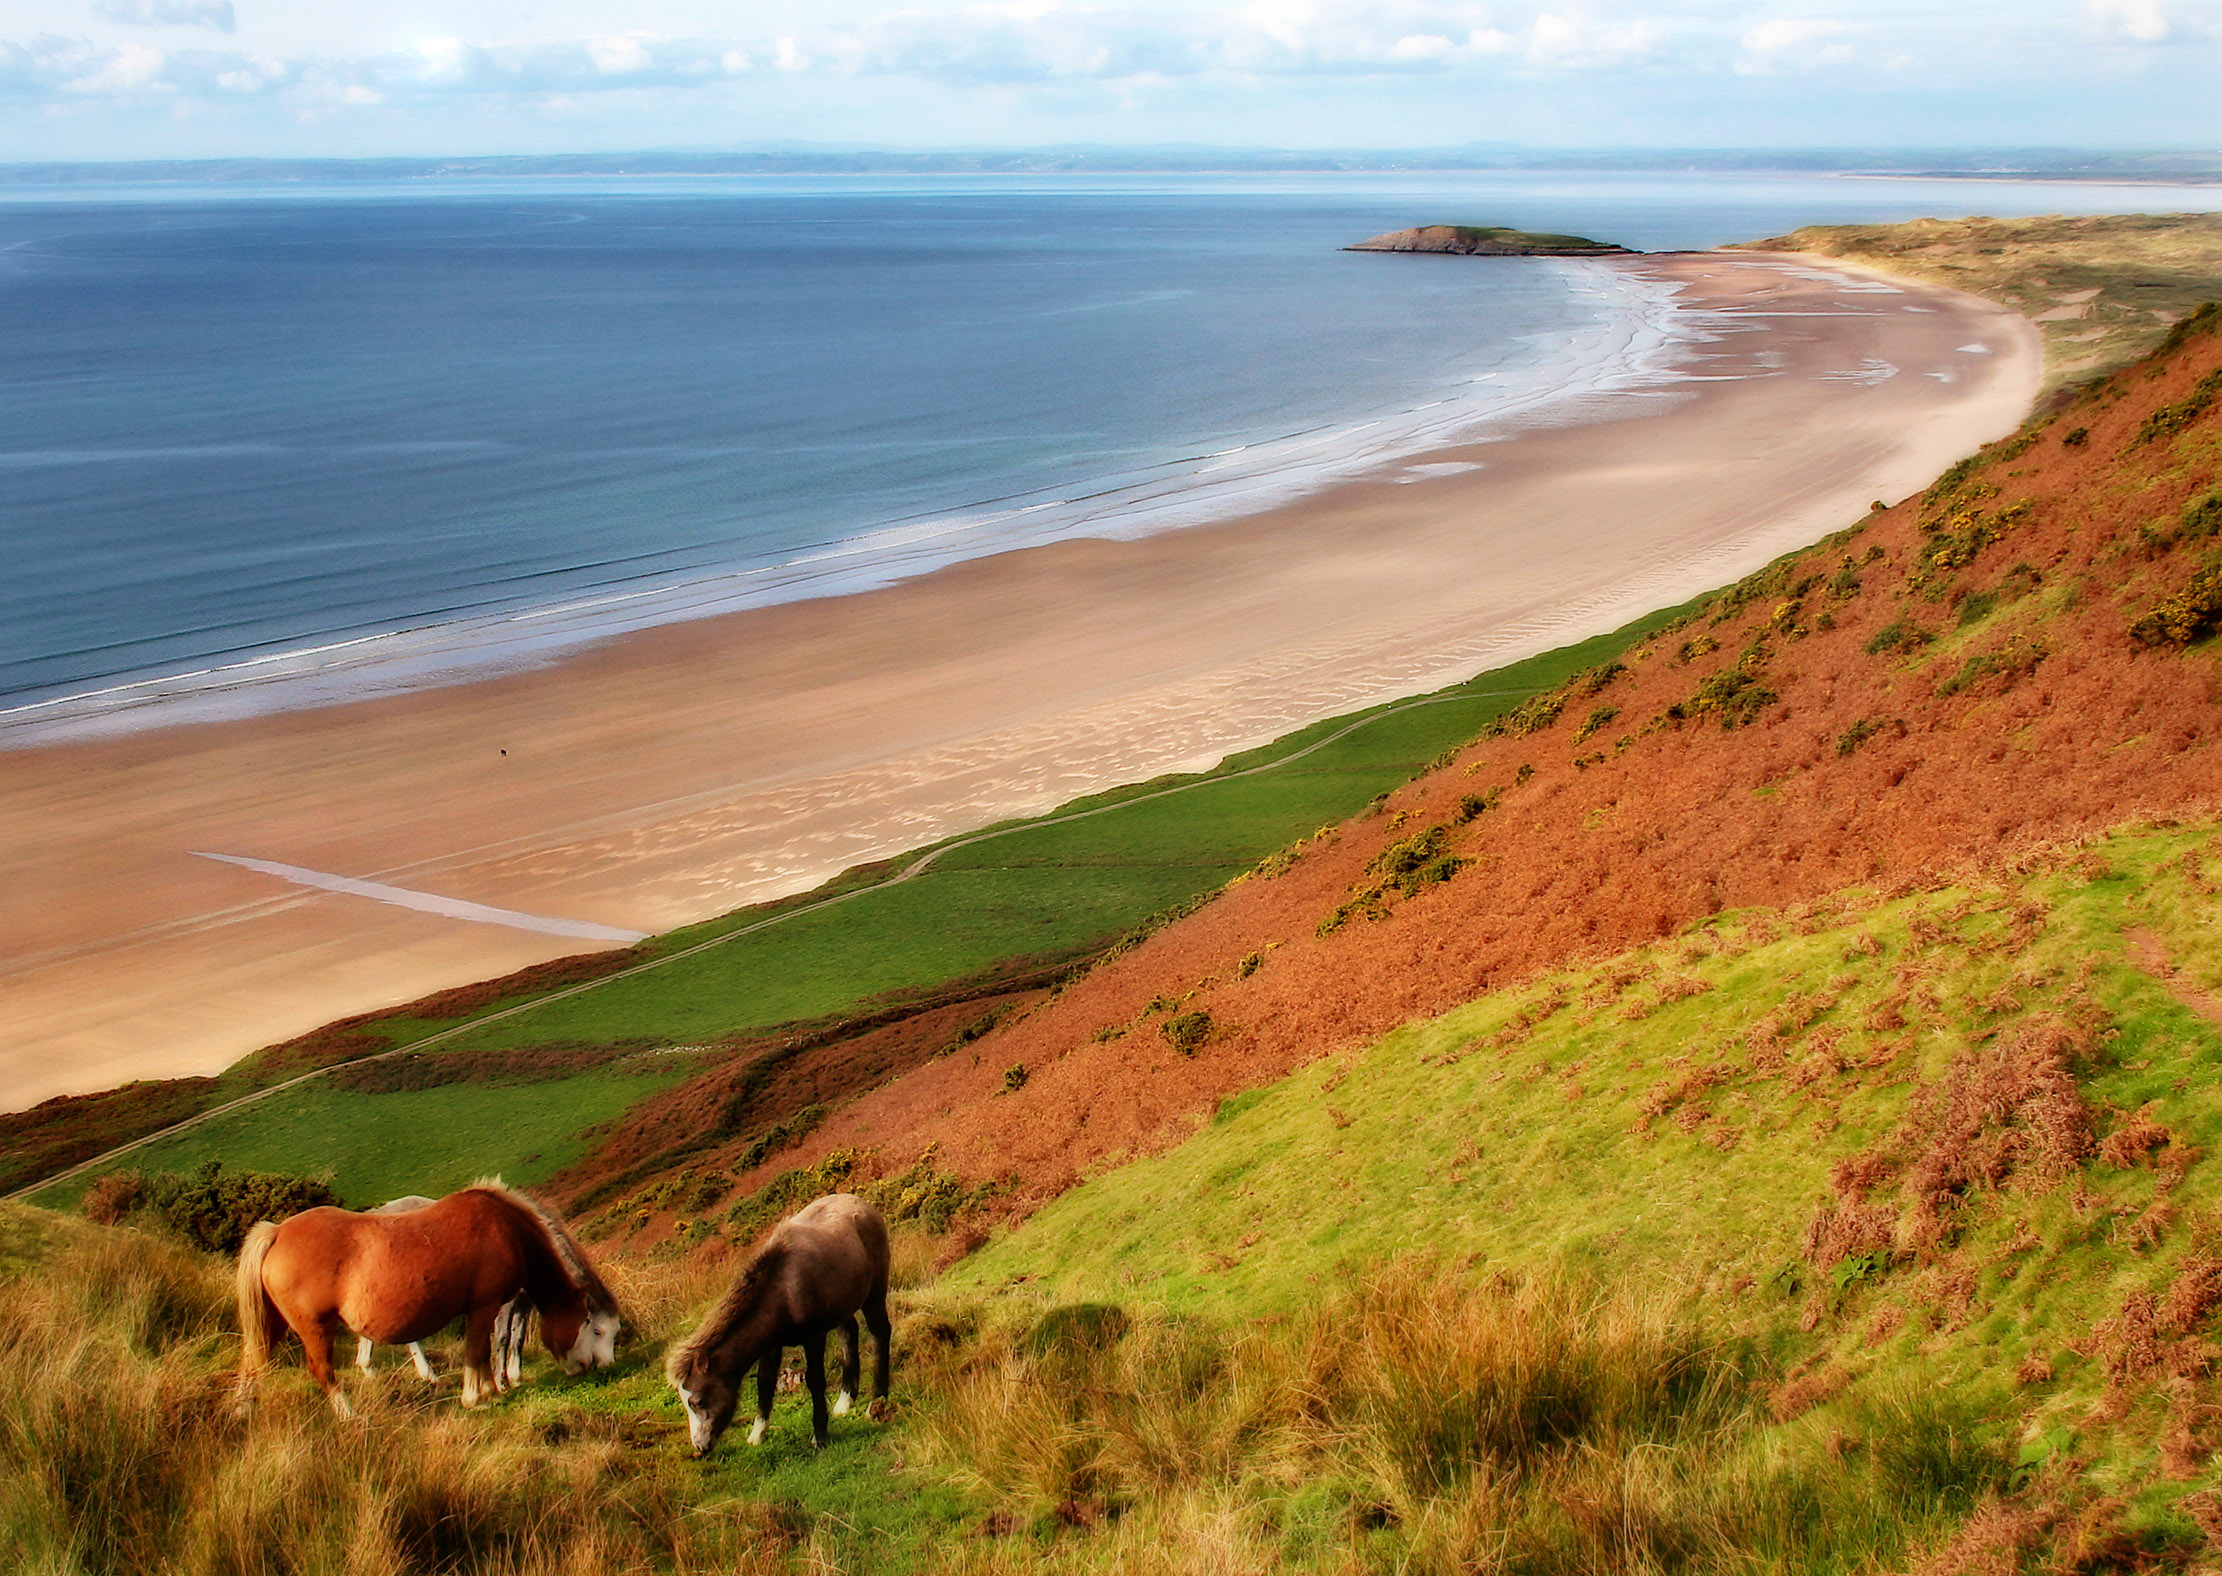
703;304;2222;1232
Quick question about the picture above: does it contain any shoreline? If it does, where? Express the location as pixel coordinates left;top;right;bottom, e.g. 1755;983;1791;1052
0;251;2043;1109
1;257;1695;749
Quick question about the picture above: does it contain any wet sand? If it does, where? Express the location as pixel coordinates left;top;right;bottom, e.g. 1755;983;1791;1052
0;252;2042;1109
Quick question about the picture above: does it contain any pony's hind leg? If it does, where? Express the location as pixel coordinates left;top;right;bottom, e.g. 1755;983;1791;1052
833;1316;860;1416
804;1332;831;1446
355;1335;375;1371
748;1345;778;1445
407;1342;435;1382
299;1318;354;1419
864;1289;893;1400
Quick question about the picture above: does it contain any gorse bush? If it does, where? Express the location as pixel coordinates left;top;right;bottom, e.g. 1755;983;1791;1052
90;1162;341;1255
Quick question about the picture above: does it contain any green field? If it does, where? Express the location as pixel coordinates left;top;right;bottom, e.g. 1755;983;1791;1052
31;603;1698;1208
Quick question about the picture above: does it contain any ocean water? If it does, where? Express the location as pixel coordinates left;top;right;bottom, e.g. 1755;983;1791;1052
6;171;2218;740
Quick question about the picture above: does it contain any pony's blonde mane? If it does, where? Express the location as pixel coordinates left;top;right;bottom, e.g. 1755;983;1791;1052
467;1179;619;1317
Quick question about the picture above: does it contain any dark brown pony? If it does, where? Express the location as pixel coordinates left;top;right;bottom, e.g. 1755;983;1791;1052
237;1182;620;1415
666;1193;891;1453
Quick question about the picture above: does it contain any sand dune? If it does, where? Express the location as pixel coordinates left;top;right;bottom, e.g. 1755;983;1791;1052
0;253;2041;1109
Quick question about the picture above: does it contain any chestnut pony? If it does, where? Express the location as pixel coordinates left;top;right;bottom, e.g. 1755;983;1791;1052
237;1182;619;1415
666;1193;891;1454
351;1195;531;1390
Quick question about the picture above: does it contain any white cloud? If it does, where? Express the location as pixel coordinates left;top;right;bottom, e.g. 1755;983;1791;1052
586;34;653;74
1525;10;1660;69
2086;0;2173;42
1735;17;1860;74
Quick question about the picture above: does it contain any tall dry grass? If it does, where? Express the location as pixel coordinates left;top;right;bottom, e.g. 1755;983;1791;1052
0;1221;788;1576
909;1257;2005;1575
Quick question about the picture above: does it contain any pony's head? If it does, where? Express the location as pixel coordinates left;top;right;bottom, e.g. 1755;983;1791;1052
539;1301;621;1374
665;1345;738;1457
473;1183;623;1375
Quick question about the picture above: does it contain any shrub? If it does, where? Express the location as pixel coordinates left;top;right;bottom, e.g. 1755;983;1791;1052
1956;589;1999;628
2131;566;2222;647
1485;691;1565;739
2062;425;2090;447
1837;717;1893;756
1002;1063;1029;1093
81;1170;146;1226
1162;1013;1213;1056
1934;636;2048;698
1867;616;1936;657
1572;706;1619;744
1579;660;1627;696
2135;367;2222;446
734;1103;827;1173
1686;646;1778;730
139;1161;340;1254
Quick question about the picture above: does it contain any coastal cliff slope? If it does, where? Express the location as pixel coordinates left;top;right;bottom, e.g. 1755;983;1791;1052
718;304;2222;1216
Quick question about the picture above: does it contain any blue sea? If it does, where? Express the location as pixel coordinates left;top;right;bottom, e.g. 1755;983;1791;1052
6;171;2219;740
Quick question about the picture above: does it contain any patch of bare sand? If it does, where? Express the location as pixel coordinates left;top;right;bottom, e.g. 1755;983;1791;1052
0;253;2040;1108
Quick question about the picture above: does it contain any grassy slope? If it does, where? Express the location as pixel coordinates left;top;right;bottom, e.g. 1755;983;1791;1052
954;818;2222;1542
1739;212;2222;387
24;608;1693;1208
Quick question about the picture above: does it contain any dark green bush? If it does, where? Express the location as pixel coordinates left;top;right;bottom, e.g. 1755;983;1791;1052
140;1161;341;1254
1162;1013;1213;1056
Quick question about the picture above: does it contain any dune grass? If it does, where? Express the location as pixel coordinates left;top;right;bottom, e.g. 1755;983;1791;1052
0;1203;2008;1576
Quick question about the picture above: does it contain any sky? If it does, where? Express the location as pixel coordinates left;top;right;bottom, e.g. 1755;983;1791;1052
1;0;2218;162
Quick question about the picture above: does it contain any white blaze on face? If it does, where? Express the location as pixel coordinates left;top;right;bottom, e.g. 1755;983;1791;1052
678;1386;716;1455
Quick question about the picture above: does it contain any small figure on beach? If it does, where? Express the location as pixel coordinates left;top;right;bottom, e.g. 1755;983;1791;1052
236;1182;620;1416
666;1193;892;1454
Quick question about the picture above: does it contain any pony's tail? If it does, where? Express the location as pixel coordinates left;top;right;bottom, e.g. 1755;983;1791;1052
235;1220;280;1377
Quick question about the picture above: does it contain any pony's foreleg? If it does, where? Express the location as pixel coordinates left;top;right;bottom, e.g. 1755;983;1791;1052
833;1316;859;1416
355;1335;375;1371
864;1290;893;1401
748;1346;778;1445
492;1296;525;1391
408;1342;435;1382
804;1332;830;1447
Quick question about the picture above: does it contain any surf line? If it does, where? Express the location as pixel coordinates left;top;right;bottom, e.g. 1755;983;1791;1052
193;852;647;945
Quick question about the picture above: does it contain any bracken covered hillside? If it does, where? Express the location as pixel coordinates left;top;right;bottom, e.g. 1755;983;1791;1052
617;304;2222;1226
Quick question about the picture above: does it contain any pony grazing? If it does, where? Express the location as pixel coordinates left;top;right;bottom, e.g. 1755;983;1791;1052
237;1182;620;1415
666;1193;891;1454
352;1195;530;1389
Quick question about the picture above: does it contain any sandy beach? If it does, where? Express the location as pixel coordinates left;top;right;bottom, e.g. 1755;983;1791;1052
0;251;2041;1109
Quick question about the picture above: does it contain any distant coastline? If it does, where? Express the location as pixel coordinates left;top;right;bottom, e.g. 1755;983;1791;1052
2;146;2220;186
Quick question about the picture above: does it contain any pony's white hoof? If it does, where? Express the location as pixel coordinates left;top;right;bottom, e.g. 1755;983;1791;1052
746;1418;768;1446
410;1346;436;1382
832;1391;852;1417
329;1388;356;1420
